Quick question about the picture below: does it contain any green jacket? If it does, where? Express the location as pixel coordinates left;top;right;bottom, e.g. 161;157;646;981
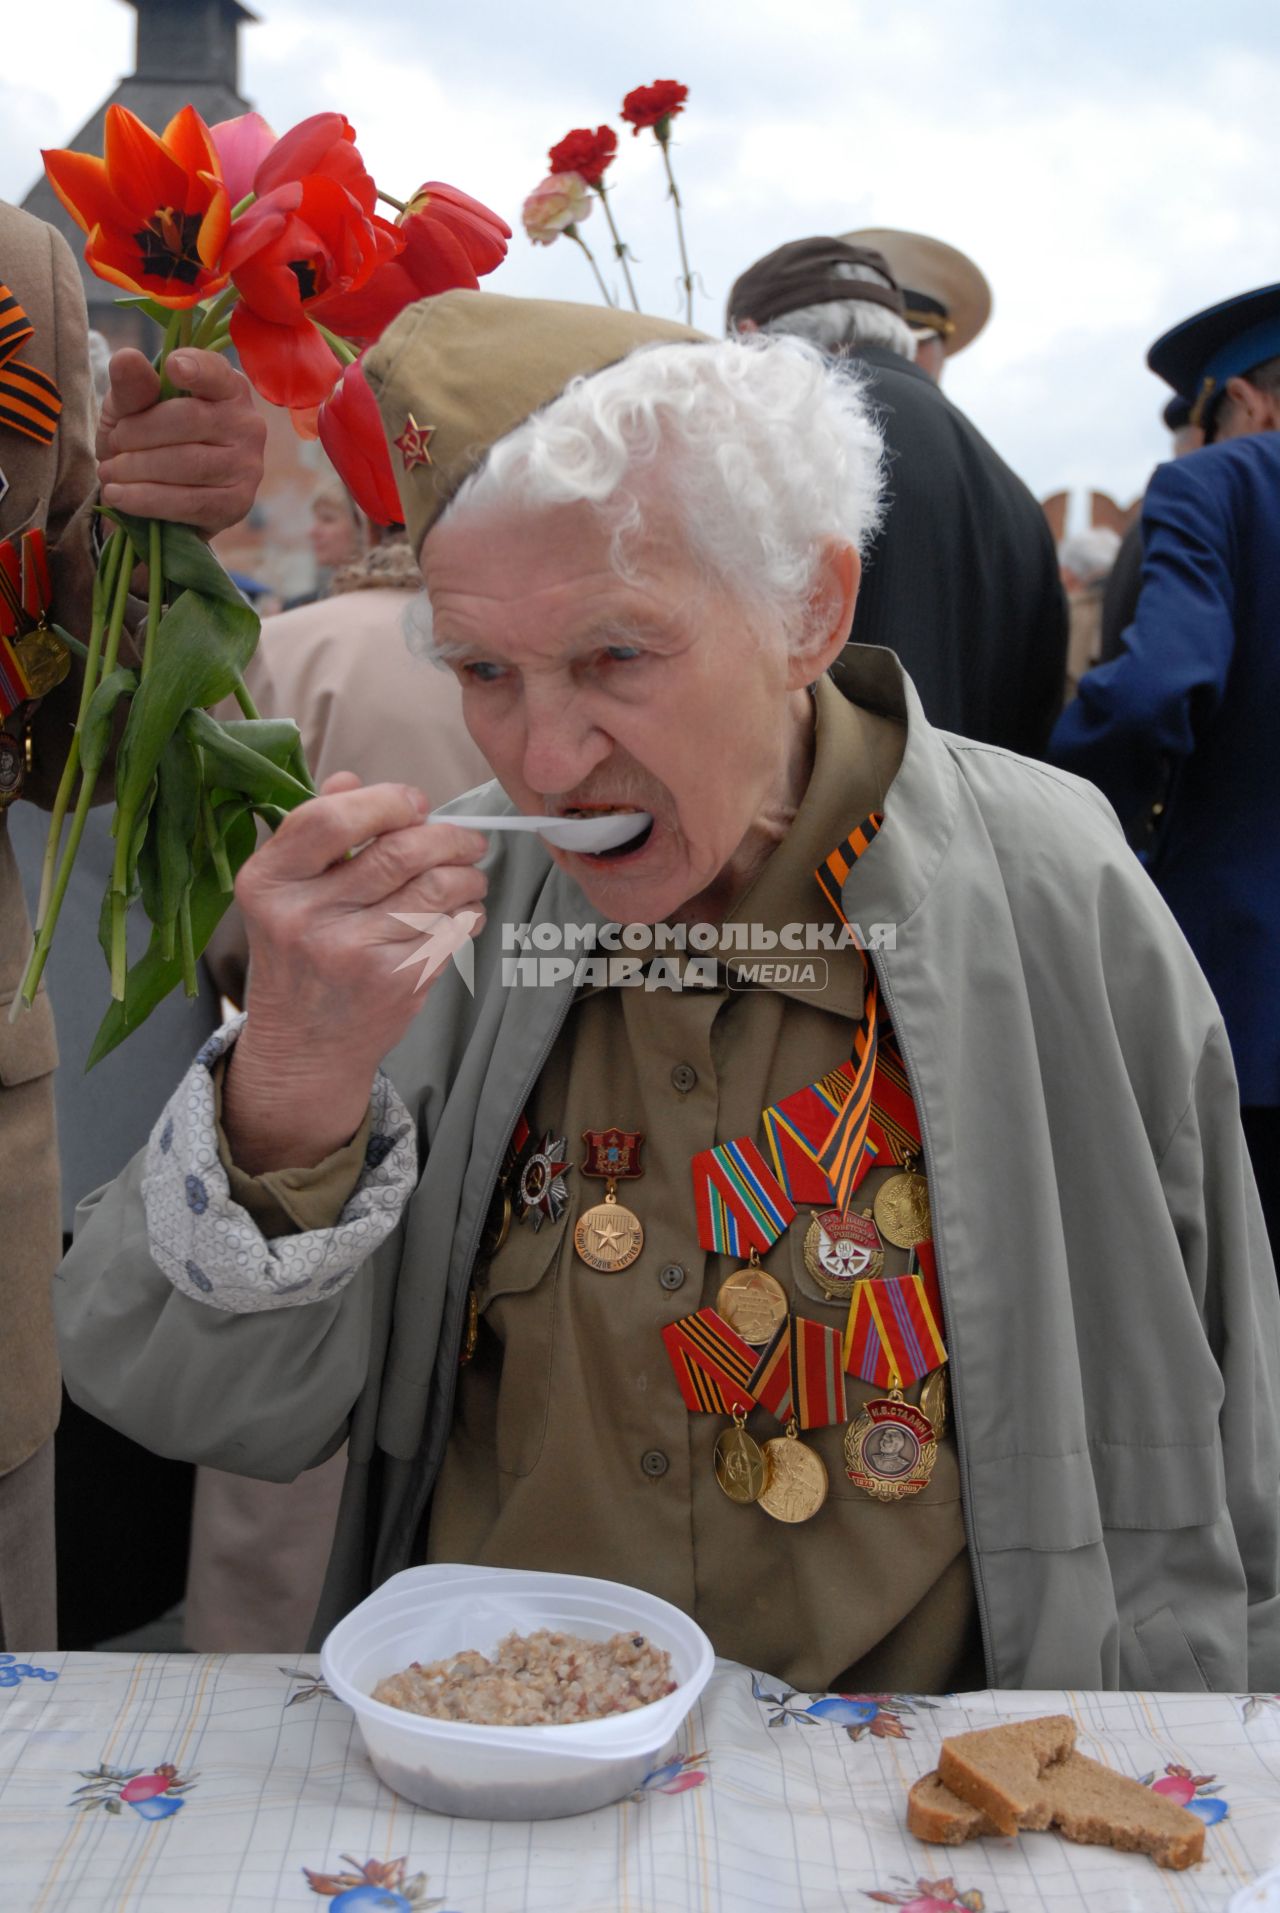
56;649;1280;1686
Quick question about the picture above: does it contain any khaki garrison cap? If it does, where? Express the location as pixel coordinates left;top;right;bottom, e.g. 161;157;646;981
363;289;708;551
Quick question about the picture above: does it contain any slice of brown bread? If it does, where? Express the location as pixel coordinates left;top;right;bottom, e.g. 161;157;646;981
914;1723;1206;1871
1039;1751;1204;1870
936;1714;1076;1835
907;1771;1003;1845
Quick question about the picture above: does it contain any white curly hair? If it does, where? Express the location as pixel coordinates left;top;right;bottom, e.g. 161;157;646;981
408;333;886;661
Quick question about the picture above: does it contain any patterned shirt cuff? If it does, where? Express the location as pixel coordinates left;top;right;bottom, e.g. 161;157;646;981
141;1013;418;1314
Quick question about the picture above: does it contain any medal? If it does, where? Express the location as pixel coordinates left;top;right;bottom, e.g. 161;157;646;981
873;1153;932;1249
11;626;68;699
483;1113;532;1255
717;1250;788;1347
920;1365;949;1440
574;1181;644;1271
803;1206;884;1298
0;730;24;806
758;1420;829;1523
459;1289;479;1366
575;1128;644;1271
714;1408;767;1504
844;1390;938;1501
516;1131;569;1232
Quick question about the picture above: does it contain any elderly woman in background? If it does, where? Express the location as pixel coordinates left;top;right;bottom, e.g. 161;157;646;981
57;292;1280;1694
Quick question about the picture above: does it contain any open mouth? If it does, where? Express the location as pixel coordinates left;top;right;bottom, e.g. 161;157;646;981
561;806;655;861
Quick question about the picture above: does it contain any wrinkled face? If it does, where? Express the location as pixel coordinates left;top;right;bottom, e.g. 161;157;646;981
421;492;800;923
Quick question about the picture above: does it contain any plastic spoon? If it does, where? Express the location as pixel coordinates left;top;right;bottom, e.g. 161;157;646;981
428;810;652;852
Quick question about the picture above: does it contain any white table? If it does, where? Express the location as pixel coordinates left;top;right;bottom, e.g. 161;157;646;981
2;1651;1278;1910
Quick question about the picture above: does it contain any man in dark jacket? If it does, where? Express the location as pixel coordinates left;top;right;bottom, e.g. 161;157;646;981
1051;282;1280;1269
727;237;1066;756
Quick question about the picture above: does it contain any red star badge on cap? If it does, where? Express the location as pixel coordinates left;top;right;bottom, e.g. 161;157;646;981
394;413;435;470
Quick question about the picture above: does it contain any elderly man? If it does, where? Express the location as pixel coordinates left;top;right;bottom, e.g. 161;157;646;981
58;291;1279;1693
728;238;1066;756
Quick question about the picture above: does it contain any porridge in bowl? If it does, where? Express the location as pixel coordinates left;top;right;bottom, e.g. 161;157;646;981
372;1627;675;1727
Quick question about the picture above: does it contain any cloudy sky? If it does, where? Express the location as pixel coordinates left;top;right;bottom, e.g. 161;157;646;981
5;0;1278;515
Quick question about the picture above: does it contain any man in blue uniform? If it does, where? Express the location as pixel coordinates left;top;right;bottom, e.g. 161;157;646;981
1050;283;1280;1267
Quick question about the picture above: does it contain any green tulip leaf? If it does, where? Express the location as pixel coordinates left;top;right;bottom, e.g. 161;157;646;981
113;588;259;819
181;708;314;810
86;810;258;1068
78;666;138;780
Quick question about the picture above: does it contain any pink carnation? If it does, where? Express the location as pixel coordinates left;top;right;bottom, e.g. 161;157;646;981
522;171;593;246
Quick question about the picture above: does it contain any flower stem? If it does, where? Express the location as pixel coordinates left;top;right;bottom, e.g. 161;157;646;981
33;528;126;933
156;310;183;398
229;192;256;219
594;183;640;311
190;287;239;352
143;519;163;677
377;189;407;214
567;227;615;307
232;676;260;720
201;787;234;893
660;139;694;325
22;537;136;1011
314;323;359;366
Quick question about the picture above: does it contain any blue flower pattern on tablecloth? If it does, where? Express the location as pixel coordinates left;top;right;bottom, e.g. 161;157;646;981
0;1655;57;1687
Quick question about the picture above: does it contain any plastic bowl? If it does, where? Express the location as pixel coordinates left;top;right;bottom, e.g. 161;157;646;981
320;1563;715;1820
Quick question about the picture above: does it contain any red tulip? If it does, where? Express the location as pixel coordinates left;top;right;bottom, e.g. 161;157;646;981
43;104;231;309
319;182;510;345
210;111;277;205
317;358;405;526
253;111;378;215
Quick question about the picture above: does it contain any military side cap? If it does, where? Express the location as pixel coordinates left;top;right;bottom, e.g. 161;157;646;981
726;237;905;331
363;289;707;551
839;227;992;357
1148;282;1280;424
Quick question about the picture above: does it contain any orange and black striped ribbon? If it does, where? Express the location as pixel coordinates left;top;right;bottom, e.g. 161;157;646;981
661;1308;757;1414
812;814;884;1213
0;286;62;446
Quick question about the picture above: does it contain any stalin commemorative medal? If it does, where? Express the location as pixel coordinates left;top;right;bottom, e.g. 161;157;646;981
844;1393;938;1502
872;1154;932;1249
516;1131;569;1232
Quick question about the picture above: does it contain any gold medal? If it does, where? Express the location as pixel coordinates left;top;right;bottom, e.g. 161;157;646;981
574;1179;644;1272
717;1249;788;1347
802;1206;884;1300
0;732;24;807
844;1391;937;1501
12;626;69;699
758;1420;828;1523
714;1408;767;1504
459;1288;479;1366
480;1187;513;1258
872;1154;932;1249
920;1365;949;1440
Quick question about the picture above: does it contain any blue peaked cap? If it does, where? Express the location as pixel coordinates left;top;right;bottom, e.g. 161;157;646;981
1148;283;1280;422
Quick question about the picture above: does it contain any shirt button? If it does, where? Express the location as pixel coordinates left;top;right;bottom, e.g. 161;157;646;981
659;1263;686;1292
670;1062;697;1094
641;1449;670;1479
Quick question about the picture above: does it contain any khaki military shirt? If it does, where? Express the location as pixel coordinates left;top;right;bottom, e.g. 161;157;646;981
428;678;981;1691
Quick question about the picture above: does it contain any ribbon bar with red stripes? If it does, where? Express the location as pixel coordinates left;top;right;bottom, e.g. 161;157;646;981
692;1138;795;1258
662;1308;757;1414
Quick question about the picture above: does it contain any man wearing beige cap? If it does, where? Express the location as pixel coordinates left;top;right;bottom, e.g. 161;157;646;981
57;291;1280;1694
840;228;992;383
728;237;1066;755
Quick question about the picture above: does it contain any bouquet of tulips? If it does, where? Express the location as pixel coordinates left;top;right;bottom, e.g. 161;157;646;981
18;105;508;1060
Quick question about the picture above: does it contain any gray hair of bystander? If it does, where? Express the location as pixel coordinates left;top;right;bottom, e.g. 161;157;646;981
757;260;920;365
406;333;886;665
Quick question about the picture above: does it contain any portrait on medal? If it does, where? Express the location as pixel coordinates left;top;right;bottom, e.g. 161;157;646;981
864;1423;919;1477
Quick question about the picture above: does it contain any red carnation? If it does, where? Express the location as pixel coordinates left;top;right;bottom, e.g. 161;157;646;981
547;126;617;187
621;81;689;139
